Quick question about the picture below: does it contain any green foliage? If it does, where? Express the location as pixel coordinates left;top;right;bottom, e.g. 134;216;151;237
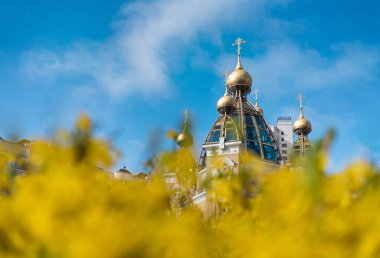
0;117;379;258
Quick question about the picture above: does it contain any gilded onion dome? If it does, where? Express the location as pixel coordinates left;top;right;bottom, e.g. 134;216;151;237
177;110;193;148
226;38;252;96
217;91;235;114
293;94;312;136
217;71;235;114
253;89;264;116
177;132;193;148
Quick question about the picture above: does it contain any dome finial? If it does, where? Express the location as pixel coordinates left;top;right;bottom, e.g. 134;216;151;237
232;37;246;70
177;109;193;148
254;89;260;107
254;89;264;115
223;70;230;95
296;93;305;118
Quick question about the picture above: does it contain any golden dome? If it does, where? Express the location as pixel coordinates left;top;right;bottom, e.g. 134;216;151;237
293;117;312;136
177;132;193;148
293;94;312;136
226;61;252;95
217;90;235;114
253;89;263;115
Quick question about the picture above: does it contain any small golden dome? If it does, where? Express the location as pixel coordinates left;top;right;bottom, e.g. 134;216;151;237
177;109;193;148
253;90;263;115
293;94;312;136
177;132;193;148
217;92;235;114
293;117;312;136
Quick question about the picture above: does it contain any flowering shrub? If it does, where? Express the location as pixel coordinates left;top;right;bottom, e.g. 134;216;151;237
0;116;378;258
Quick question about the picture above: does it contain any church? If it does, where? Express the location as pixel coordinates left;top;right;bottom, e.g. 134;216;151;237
166;38;313;215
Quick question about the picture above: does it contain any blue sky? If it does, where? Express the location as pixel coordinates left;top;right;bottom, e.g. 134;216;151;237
0;0;379;172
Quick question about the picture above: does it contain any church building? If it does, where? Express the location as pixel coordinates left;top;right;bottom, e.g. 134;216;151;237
170;38;313;216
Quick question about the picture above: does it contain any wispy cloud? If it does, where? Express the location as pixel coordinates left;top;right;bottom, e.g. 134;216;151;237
20;0;286;98
217;42;380;95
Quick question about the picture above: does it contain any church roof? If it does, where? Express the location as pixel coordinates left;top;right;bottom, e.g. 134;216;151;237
198;37;281;168
202;98;281;164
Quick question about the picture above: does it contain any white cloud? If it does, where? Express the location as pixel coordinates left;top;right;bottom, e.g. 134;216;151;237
20;0;287;98
217;42;380;95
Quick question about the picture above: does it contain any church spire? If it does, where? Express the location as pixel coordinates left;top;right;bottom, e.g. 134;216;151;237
177;109;193;148
254;89;260;107
232;37;246;70
226;37;252;96
254;89;263;115
293;93;312;137
296;93;305;119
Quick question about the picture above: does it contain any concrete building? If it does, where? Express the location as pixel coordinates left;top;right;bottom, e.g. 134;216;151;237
271;117;293;164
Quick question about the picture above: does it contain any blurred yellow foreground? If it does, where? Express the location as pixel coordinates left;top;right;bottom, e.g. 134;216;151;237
0;116;379;258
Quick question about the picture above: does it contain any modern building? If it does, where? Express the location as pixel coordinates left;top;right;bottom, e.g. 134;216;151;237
271;117;293;164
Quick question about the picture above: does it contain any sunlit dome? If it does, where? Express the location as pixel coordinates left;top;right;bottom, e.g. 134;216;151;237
177;109;193;148
217;94;235;114
226;65;252;95
217;82;235;114
293;117;312;135
293;94;312;136
177;132;193;148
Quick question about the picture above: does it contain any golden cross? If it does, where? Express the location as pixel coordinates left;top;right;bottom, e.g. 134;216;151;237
296;94;305;109
295;94;306;117
232;37;246;56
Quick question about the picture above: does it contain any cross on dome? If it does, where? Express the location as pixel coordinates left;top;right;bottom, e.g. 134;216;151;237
233;37;246;56
254;89;260;105
183;109;188;126
295;93;306;118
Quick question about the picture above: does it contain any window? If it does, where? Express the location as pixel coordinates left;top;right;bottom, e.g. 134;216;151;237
245;114;254;127
246;126;257;141
226;129;237;141
247;140;260;156
282;144;287;148
281;131;284;135
281;138;284;141
210;130;220;143
260;129;272;144
282;150;287;154
263;145;276;161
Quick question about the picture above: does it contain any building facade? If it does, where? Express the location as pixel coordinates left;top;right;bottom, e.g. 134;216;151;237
271;117;294;164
